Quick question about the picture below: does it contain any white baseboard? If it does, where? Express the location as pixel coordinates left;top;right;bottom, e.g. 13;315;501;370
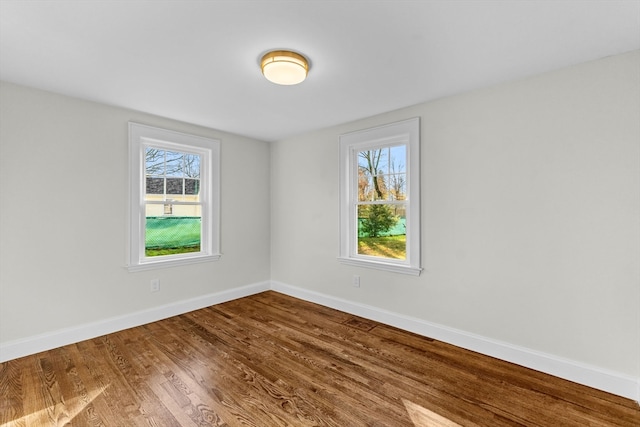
2;279;637;403
0;281;270;363
270;280;640;403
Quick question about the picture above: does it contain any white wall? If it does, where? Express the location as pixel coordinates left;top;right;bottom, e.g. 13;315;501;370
0;82;271;346
271;51;640;380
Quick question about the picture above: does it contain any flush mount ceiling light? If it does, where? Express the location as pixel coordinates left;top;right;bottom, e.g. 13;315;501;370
260;50;309;85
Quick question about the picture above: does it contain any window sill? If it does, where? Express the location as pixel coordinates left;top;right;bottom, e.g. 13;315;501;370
127;254;221;272
338;257;422;276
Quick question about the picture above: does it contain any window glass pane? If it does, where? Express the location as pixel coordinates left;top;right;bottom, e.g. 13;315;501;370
358;150;380;174
165;151;184;177
358;174;373;202
146;177;164;194
388;145;407;201
358;148;402;201
389;145;406;169
145;148;165;175
388;174;407;200
185;178;200;195
357;203;406;260
373;174;389;201
145;150;201;198
166;178;183;194
145;204;201;257
379;148;390;174
183;154;201;178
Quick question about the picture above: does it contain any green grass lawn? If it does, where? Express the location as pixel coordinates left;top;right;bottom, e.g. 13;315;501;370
358;235;406;259
146;245;200;257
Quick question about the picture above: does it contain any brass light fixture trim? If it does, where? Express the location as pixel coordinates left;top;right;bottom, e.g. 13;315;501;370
260;50;309;85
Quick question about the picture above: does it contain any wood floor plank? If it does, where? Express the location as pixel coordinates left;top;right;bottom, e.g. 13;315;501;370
0;357;25;426
73;338;128;426
1;291;638;426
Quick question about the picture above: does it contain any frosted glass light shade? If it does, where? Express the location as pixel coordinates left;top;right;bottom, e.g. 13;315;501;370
261;50;308;85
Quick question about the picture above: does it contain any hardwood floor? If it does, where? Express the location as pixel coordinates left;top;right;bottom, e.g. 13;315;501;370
1;291;639;426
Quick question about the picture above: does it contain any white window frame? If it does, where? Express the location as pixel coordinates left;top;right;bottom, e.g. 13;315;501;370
127;122;221;272
339;117;421;275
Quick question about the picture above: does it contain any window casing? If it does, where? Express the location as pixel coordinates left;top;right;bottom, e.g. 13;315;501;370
128;123;220;271
339;118;421;275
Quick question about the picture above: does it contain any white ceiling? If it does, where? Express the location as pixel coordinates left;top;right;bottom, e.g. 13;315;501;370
1;1;639;142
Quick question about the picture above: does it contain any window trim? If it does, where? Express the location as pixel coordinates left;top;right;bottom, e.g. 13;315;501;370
339;117;421;276
127;122;221;272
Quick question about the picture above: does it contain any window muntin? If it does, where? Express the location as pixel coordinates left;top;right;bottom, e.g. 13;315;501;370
339;118;421;275
128;123;220;271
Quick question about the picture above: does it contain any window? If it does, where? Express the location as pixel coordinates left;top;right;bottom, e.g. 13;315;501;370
128;123;220;271
339;118;421;275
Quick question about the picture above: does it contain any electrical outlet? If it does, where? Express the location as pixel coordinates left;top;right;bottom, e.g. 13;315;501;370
150;278;160;292
352;275;360;287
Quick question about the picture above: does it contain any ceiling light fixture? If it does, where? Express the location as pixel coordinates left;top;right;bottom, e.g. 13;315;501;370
261;50;309;85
